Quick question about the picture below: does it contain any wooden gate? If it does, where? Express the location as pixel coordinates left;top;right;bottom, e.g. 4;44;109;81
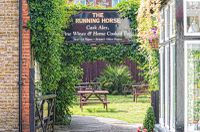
30;68;56;132
30;68;57;132
35;94;56;132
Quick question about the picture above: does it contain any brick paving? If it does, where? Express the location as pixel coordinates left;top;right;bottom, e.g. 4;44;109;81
55;115;141;132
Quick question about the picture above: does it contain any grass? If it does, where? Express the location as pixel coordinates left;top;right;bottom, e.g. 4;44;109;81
70;94;150;124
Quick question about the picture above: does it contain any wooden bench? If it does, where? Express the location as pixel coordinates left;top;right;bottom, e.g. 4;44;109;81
75;82;92;91
132;84;149;102
77;90;109;111
75;82;100;91
122;84;134;96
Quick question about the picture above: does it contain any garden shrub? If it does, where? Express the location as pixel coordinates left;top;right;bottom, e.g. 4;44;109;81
56;65;83;124
29;0;140;124
98;65;133;94
136;0;160;91
143;106;156;132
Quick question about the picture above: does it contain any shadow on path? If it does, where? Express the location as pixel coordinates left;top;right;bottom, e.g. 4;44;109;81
55;115;141;132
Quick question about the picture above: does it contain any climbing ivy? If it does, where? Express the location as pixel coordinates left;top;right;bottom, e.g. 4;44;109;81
29;0;67;93
136;0;160;91
29;1;140;124
117;0;140;31
64;43;135;65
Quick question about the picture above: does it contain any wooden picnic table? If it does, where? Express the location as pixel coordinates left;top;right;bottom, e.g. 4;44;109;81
77;90;109;112
75;82;100;91
132;84;149;102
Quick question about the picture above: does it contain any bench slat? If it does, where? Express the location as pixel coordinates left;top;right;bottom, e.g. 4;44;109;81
81;101;110;104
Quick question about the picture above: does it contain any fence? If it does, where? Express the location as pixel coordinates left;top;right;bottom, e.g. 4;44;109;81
81;60;144;82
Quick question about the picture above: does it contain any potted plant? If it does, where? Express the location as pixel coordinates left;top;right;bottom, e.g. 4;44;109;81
142;106;156;132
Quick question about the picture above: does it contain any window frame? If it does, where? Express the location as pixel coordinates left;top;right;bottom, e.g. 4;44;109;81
170;1;176;38
184;40;200;132
159;47;165;126
170;43;176;131
165;6;170;41
184;0;200;36
165;44;170;129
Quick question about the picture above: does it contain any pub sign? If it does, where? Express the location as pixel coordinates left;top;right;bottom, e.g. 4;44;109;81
65;10;133;44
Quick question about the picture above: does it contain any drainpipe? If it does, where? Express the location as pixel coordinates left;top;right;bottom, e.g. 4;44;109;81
19;0;23;131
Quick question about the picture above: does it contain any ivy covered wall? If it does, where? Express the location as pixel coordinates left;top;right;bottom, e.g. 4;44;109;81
28;0;150;124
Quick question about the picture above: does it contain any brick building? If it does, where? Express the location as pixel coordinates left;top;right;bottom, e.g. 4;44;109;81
0;0;31;131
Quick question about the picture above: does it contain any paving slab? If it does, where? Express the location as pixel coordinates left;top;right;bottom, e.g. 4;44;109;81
55;115;141;132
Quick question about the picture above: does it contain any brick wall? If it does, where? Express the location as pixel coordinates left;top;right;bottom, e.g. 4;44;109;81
0;0;20;131
0;0;31;131
22;0;31;131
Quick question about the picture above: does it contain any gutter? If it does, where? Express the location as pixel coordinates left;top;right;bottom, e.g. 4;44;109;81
19;0;23;131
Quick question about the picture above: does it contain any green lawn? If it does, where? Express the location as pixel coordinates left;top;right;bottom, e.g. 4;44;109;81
71;95;150;124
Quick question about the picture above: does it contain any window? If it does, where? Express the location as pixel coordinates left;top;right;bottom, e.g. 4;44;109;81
87;0;95;5
159;1;177;130
170;44;176;130
160;9;165;43
165;6;170;41
165;45;170;128
112;0;121;7
160;1;176;41
170;2;176;37
159;47;165;126
184;0;200;35
185;41;200;132
74;0;86;5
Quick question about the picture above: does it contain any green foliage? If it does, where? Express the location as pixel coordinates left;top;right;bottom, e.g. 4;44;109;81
54;44;86;124
134;47;159;91
29;0;67;93
64;43;135;65
56;65;83;124
117;0;140;30
136;0;160;91
98;65;133;94
95;44;133;65
29;0;140;125
118;0;160;92
64;43;92;65
143;106;156;132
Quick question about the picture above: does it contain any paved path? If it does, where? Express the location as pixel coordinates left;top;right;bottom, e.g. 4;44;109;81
55;115;141;132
